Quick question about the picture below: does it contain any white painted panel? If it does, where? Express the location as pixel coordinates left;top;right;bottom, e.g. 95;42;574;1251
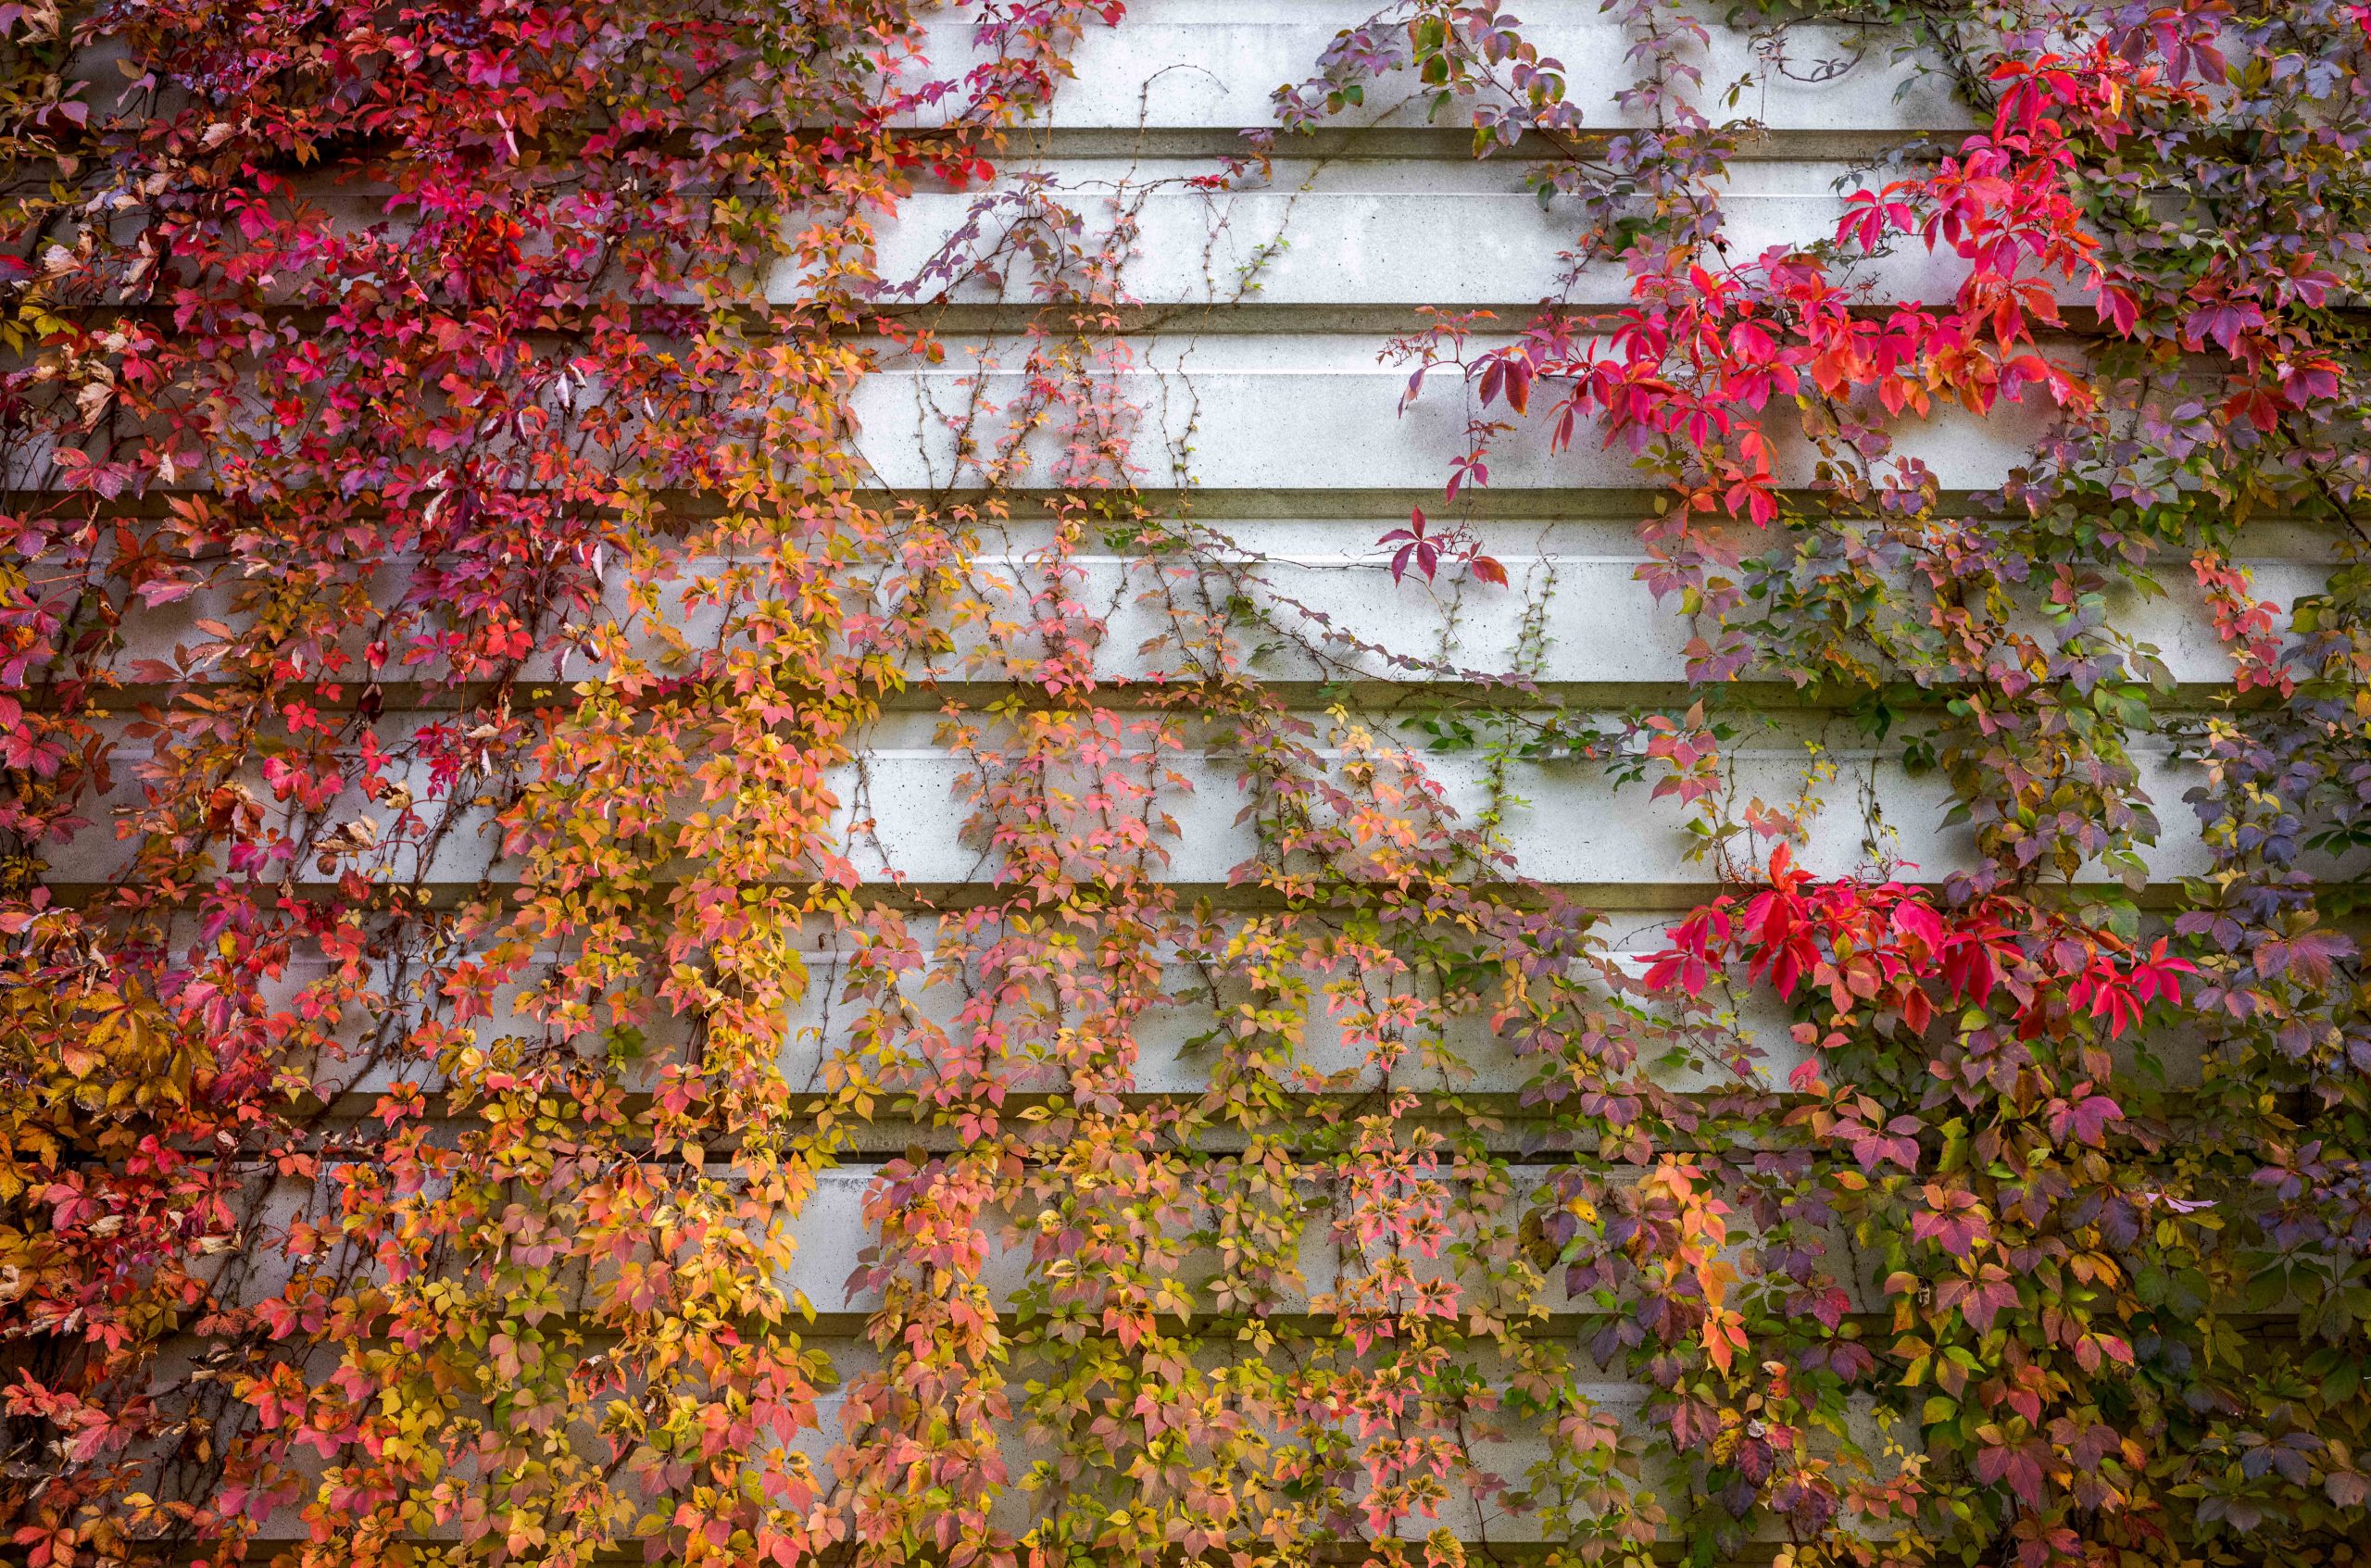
39;720;2228;890
220;162;1970;310
89;518;2323;693
829;737;2215;885
915;5;1974;132
950;534;2318;688
850;332;2061;489
780;1159;1858;1317
213;1155;1858;1327
865;162;1967;306
223;169;1972;315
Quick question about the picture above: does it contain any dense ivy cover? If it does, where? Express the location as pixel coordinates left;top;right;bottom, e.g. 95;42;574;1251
1;1;2368;1566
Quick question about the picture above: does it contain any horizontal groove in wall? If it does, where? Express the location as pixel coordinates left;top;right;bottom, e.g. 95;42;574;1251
288;1081;2286;1159
27;879;2278;915
31;676;2268;717
861;303;2152;334
11;486;2353;525
993;127;1970;161
144;1310;2321;1348
35;300;2266;335
21;307;2176;349
132;1541;1803;1567
271;1108;1799;1165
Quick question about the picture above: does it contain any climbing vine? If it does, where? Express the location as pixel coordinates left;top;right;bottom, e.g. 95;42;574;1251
2;2;2368;1568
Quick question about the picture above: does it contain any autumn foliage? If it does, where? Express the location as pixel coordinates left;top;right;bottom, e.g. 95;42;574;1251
2;1;2370;1568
